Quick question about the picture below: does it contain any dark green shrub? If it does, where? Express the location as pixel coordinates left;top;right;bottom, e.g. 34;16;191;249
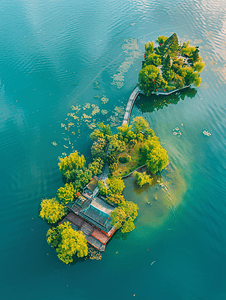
119;157;129;164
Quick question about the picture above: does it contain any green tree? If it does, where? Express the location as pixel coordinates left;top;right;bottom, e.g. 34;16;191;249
138;65;161;95
90;122;112;141
183;67;195;85
111;201;139;233
57;183;76;204
160;78;168;89
162;54;171;73
145;53;162;67
194;61;205;72
47;222;88;264
181;41;196;57
146;146;169;174
133;171;153;187
163;69;175;81
129;139;137;148
117;123;132;137
183;67;201;86
107;153;117;165
98;180;108;196
40;198;67;224
109;135;126;154
191;47;199;62
136;133;144;142
126;131;137;141
88;157;104;175
108;162;118;177
59;151;86;175
91;137;106;160
195;76;202;87
106;194;125;205
142;136;160;155
144;41;155;56
174;73;185;89
156;35;168;45
72;169;93;189
177;66;187;78
132;116;150;134
106;177;125;195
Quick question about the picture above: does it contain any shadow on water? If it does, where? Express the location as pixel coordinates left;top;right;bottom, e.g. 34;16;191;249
135;87;197;113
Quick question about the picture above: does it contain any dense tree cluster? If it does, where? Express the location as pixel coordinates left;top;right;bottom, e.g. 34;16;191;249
111;201;139;233
106;177;125;195
104;116;168;177
91;137;106;160
57;183;77;204
139;33;205;95
47;222;88;264
40;198;67;224
40;115;169;262
133;171;153;187
58;151;86;175
142;136;169;174
98;177;125;197
90;122;112;141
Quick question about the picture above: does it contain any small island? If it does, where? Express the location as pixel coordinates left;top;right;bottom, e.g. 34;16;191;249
139;33;205;96
40;117;169;264
40;33;204;264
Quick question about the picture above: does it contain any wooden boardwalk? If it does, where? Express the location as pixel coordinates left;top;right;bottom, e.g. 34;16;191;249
122;86;140;125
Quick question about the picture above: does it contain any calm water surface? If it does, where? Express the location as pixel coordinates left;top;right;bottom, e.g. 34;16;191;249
0;0;226;299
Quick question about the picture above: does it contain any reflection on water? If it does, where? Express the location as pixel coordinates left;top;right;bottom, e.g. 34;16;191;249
123;162;186;229
135;87;197;113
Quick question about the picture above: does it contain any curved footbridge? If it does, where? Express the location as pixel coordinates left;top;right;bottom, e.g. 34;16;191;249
122;86;140;125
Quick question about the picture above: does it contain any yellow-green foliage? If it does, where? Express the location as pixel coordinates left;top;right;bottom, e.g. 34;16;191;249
108;135;126;153
57;183;76;204
181;41;196;57
106;194;125;205
47;222;88;264
144;41;155;55
133;171;153;187
58;151;86;174
143;137;169;174
132;116;150;134
146;146;169;174
195;76;202;87
88;157;104;175
156;35;168;44
194;61;205;72
98;180;108;196
145;53;162;67
90;122;112;141
111;201;139;233
117;123;132;136
106;177;125;195
40;198;67;224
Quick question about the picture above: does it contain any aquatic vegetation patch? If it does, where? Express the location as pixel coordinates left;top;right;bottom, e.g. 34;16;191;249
203;129;211;136
71;105;81;112
101;109;108;115
173;126;182;137
93;80;100;89
111;38;142;89
83;113;92;119
101;96;109;104
83;103;91;110
91;105;100;116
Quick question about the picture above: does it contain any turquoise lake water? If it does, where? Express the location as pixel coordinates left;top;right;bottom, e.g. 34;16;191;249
1;0;226;299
